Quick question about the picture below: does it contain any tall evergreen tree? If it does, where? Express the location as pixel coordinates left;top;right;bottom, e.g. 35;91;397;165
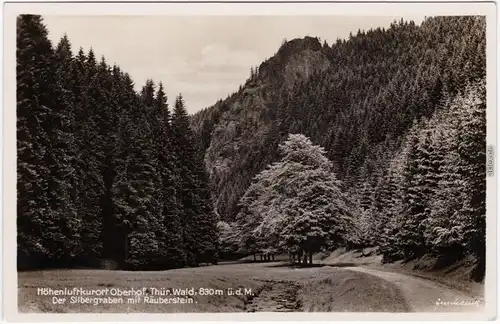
17;15;55;268
110;73;138;265
154;84;185;267
72;49;106;263
47;35;80;263
172;95;218;265
448;79;486;279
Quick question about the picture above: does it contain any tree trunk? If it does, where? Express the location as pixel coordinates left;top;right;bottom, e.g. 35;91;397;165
124;235;128;261
260;254;263;261
117;232;128;269
303;251;308;265
272;254;275;261
472;245;486;282
297;251;302;264
253;253;256;261
309;250;313;265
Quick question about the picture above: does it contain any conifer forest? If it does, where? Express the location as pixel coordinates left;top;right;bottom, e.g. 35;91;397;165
17;14;487;285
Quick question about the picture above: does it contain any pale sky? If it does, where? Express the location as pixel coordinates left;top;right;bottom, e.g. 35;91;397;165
43;15;425;114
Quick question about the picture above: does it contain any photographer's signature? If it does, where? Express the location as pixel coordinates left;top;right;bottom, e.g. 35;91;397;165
435;298;481;307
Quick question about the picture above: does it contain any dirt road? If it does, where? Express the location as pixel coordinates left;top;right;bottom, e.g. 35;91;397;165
344;266;484;312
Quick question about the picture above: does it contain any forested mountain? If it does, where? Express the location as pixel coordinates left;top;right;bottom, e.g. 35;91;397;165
17;15;218;270
192;16;486;279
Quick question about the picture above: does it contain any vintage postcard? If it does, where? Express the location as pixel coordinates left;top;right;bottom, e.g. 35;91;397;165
2;1;497;322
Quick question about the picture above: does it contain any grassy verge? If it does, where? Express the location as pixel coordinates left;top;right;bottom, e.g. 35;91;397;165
297;268;409;312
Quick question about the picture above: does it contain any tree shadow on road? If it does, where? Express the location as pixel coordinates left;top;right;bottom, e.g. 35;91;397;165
265;262;372;269
264;262;327;269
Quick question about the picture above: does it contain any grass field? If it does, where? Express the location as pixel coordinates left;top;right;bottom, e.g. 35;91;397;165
18;261;409;313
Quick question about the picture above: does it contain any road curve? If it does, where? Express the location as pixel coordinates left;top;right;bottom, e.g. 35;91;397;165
344;266;484;313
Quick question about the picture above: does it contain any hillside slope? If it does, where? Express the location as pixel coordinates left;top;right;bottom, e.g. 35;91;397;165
191;16;485;223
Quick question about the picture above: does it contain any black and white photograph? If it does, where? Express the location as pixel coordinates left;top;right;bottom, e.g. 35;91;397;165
3;1;497;321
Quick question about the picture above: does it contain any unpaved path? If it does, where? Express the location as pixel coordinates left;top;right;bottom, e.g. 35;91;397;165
344;266;484;312
245;279;302;312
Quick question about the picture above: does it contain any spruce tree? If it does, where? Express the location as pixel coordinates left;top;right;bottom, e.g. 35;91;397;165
171;95;197;264
17;15;55;268
397;124;428;259
110;75;137;265
72;48;104;263
153;84;185;268
48;35;80;263
172;95;218;265
424;110;465;259
450;79;486;279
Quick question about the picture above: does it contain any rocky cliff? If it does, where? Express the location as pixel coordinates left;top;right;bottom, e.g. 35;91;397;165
192;37;331;220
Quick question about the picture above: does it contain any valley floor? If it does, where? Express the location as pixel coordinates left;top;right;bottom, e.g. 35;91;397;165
18;256;484;313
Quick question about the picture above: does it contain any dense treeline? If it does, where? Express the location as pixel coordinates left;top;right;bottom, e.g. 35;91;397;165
194;16;486;279
17;15;218;270
357;79;486;280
